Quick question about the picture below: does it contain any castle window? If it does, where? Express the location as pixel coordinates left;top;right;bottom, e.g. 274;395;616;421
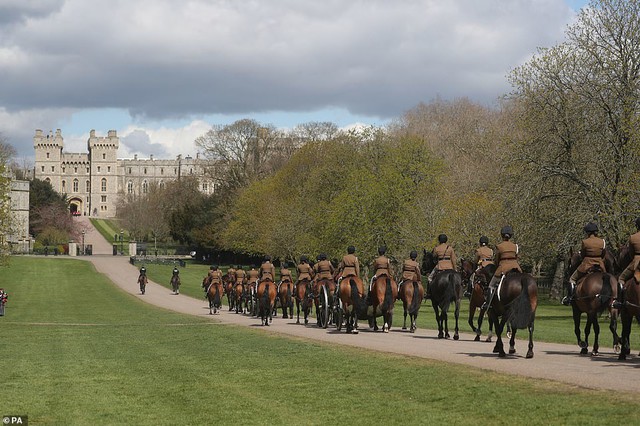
51;166;55;172
41;166;45;172
46;152;50;159
128;168;132;174
45;178;51;184
174;168;177;174
127;181;133;194
101;196;107;202
142;181;148;194
86;168;89;173
107;166;111;172
97;166;101;172
73;179;78;192
144;168;147;174
102;153;106;160
62;167;65;173
86;180;90;192
161;168;164;175
62;180;66;192
101;178;107;192
74;167;78;173
202;183;208;192
159;181;165;190
190;168;193;175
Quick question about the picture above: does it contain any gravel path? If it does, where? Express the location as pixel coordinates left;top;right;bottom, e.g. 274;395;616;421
79;223;640;393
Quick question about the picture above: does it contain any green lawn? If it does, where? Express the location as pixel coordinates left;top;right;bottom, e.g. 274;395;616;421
2;257;638;425
141;262;638;350
90;218;129;255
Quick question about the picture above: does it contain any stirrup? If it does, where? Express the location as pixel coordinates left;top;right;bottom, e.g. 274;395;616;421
612;300;623;309
561;296;571;306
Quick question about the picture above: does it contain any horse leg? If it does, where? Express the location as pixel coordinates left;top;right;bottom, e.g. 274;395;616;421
509;327;517;354
572;305;588;354
468;306;478;336
591;315;600;356
495;316;507;357
209;298;213;315
618;310;632;360
453;299;460;340
443;309;450;339
403;302;408;330
526;319;535;358
609;312;620;354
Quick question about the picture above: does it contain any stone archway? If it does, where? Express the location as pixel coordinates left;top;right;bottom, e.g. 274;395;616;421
68;197;83;216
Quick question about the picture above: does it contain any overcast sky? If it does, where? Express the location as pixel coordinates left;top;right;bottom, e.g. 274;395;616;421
0;0;587;160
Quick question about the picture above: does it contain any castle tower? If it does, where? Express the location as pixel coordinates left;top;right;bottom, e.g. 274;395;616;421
88;130;119;216
33;129;64;192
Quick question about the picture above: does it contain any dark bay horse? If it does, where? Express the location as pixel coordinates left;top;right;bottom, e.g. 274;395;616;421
223;272;235;311
488;270;538;358
368;275;398;332
170;274;180;294
295;278;312;325
257;279;277;326
422;250;461;339
233;282;244;314
468;263;499;342
206;278;224;315
397;278;424;333
566;249;620;356
138;274;148;295
618;272;640;360
338;276;367;334
277;279;294;319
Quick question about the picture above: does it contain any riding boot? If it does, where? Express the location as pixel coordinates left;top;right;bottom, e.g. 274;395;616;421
612;280;625;309
463;278;473;298
481;276;499;310
561;281;575;306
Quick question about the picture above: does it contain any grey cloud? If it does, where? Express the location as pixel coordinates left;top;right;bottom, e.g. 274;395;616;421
0;0;64;26
0;0;575;120
120;130;168;158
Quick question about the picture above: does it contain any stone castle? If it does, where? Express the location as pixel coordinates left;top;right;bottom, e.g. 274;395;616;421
33;129;215;218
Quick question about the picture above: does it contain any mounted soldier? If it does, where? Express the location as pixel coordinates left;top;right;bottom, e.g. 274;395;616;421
427;234;457;296
614;217;640;309
370;246;394;290
259;256;276;282
464;236;494;297
399;250;421;294
482;226;521;310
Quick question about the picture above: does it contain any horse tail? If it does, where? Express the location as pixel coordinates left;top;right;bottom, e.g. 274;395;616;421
409;281;421;315
287;283;292;302
598;273;613;314
213;284;221;306
510;275;533;329
382;277;394;311
350;279;367;317
440;273;455;312
261;283;270;308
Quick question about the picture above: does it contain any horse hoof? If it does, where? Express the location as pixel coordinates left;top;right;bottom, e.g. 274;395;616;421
352;329;359;334
410;329;415;334
402;326;407;330
492;344;499;353
445;333;450;339
580;348;588;355
474;335;480;342
498;352;506;358
453;334;459;341
296;320;300;324
591;351;599;357
509;348;516;355
579;341;588;349
618;354;626;360
485;337;492;343
614;344;621;354
526;350;534;359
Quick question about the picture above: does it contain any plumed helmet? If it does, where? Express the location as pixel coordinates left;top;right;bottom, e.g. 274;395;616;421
438;234;448;243
479;236;489;245
583;222;599;234
410;250;418;259
635;217;640;229
378;246;387;255
347;246;356;254
300;255;308;262
500;226;513;237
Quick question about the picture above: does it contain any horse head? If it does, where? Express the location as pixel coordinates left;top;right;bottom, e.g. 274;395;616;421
421;249;436;275
460;259;475;284
617;243;631;273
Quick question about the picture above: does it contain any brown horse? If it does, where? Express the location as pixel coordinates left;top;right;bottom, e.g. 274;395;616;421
278;279;294;319
246;279;258;317
368;275;398;332
566;251;620;356
206;278;224;315
138;274;148;295
295;278;313;325
468;263;499;342
257;279;277;326
618;272;640;360
422;250;462;339
487;270;538;358
223;272;235;311
233;283;245;314
397;278;424;333
170;274;180;294
338;276;367;334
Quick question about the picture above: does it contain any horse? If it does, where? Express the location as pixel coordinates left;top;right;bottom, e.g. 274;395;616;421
234;282;245;314
223;272;235;311
206;278;224;315
295;278;313;325
338;276;367;334
397;278;424;333
566;250;620;356
138;274;148;295
422;250;462;339
368;275;398;332
487;270;538;358
170;274;180;294
245;279;258;316
256;279;277;326
277;279;294;319
618;272;640;360
468;262;499;342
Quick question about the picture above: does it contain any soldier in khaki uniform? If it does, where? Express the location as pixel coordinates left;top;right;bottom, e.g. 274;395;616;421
234;265;247;286
614;218;640;309
337;246;360;279
428;234;457;283
482;226;521;310
295;255;315;297
247;266;259;285
259;256;276;282
370;246;394;287
314;253;335;281
562;222;607;306
465;236;494;297
399;250;421;294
